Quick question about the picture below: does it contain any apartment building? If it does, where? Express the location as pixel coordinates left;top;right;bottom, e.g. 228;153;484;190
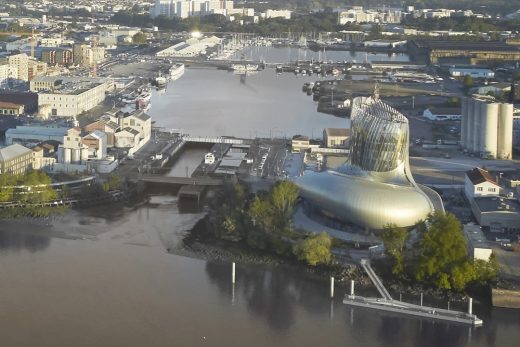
0;144;33;175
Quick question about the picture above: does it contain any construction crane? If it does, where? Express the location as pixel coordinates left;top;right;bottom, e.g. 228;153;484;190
91;36;98;78
30;28;35;58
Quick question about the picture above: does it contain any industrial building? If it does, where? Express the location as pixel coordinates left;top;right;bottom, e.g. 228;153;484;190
448;66;494;79
471;196;520;231
460;96;513;159
5;125;70;145
410;40;520;65
0;143;33;175
30;76;112;119
464;224;492;261
57;128;89;165
155;36;221;57
296;94;440;230
464;167;520;231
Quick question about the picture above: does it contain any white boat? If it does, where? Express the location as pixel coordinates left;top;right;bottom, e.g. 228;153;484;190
155;76;167;87
169;63;185;81
231;64;259;72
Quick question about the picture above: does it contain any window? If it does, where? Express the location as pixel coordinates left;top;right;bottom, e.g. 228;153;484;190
489;188;496;192
476;187;483;191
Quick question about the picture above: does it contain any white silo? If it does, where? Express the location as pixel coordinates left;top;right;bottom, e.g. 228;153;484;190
472;99;483;153
465;98;474;150
71;148;79;163
497;103;513;160
480;102;498;158
64;148;71;163
460;98;467;147
81;147;89;162
58;146;64;163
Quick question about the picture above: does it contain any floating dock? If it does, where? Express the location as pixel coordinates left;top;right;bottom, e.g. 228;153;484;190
343;296;483;326
344;259;483;326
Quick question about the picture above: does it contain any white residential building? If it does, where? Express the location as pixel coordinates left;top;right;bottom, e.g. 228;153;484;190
0;61;18;88
263;10;291;20
464;167;501;200
8;53;29;82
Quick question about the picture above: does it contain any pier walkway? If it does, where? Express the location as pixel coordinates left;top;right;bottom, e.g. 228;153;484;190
360;259;392;300
345;258;483;326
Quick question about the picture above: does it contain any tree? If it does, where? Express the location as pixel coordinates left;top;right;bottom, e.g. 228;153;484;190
293;232;332;266
269;180;299;226
381;224;408;277
0;174;15;202
463;74;474;89
413;211;475;291
107;173;122;191
132;32;147;44
472;253;500;285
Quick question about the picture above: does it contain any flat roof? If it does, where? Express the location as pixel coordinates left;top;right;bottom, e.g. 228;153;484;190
473;196;520;213
6;126;69;137
464;224;490;249
0;143;32;162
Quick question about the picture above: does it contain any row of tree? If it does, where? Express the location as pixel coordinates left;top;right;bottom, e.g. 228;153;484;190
381;211;499;292
0;171;57;204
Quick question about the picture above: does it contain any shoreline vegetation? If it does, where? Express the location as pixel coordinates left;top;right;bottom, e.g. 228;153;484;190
174;181;498;304
0;172;126;219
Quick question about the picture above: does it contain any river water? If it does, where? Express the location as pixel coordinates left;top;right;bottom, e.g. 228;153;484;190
0;47;518;346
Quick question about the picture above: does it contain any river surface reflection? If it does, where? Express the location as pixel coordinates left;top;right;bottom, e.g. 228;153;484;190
0;194;518;346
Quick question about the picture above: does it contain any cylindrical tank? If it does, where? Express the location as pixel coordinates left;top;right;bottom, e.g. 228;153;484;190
81;148;89;162
460;98;467;147
472;100;482;153
497;103;514;159
480;102;498;158
57;147;64;163
71;149;79;163
64;148;71;163
466;98;475;151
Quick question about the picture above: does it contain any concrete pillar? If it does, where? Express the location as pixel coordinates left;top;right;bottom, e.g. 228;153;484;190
468;297;473;315
330;277;334;299
350;280;355;296
231;262;235;284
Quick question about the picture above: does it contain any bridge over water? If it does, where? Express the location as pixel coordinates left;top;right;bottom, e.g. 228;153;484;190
139;174;224;186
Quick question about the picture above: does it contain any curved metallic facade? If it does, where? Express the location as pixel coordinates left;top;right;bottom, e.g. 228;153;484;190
296;96;437;230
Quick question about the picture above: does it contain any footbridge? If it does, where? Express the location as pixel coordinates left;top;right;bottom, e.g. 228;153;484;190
183;136;248;145
139;174;224;186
